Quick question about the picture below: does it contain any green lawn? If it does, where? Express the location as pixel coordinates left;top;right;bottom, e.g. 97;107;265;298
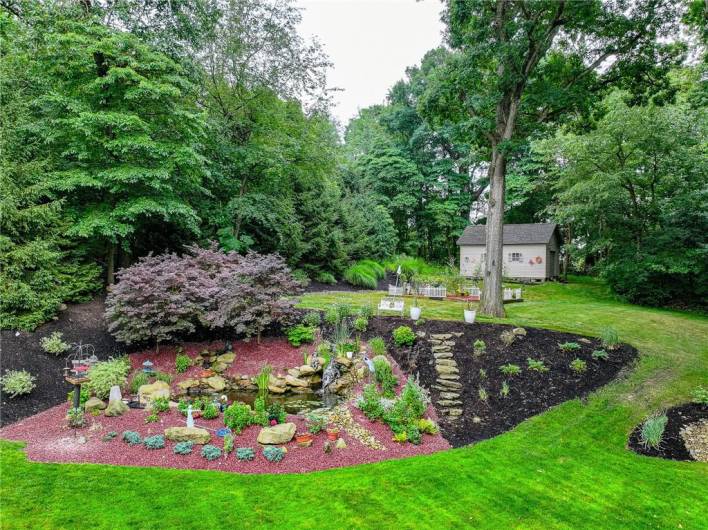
2;277;707;529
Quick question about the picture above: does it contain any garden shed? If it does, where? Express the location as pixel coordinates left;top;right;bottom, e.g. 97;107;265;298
457;223;561;281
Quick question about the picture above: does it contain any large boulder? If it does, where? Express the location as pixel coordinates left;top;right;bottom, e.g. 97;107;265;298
138;380;171;405
285;375;309;388
205;375;226;392
298;365;316;376
257;423;296;445
84;397;106;413
104;399;128;417
217;353;236;364
165;426;211;445
177;378;199;392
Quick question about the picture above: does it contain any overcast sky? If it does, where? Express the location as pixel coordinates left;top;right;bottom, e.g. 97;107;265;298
296;0;445;128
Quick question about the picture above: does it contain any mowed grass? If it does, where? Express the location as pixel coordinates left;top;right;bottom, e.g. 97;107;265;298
2;277;707;529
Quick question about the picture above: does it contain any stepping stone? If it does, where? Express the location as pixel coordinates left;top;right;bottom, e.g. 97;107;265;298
443;408;463;416
439;391;460;400
431;334;453;340
435;359;458;367
436;379;462;389
436;365;459;375
438;400;462;407
432;345;452;353
433;351;453;359
437;372;459;380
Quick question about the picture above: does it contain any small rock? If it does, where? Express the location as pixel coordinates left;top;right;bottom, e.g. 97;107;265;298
217;353;236;363
415;331;426;338
257;423;296;445
431;345;452;353
438;400;463;406
211;362;228;373
437;372;459;380
435;365;459;375
335;356;352;368
287;368;301;378
177;378;199;391
451;332;463;338
430;333;452;340
439;391;460;400
472;416;482;423
512;327;527;336
285;375;309;388
335;438;347;449
84;397;106;413
323;441;333;454
77;435;87;444
444;408;463;416
436;380;462;389
298;365;316;376
104;399;129;417
268;384;287;394
58;303;68;311
268;374;287;387
165;426;211;444
435;358;457;367
579;338;592;344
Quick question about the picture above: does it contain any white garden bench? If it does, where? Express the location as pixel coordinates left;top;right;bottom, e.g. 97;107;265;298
378;297;404;316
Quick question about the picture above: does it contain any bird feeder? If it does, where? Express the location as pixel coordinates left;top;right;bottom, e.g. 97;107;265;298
63;343;98;409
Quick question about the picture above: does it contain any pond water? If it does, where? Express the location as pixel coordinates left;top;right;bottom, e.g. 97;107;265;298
222;389;340;415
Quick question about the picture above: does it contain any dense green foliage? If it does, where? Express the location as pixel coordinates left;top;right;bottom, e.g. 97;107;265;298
86;357;130;399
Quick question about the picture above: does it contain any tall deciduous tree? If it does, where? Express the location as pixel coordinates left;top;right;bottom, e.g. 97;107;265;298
443;0;682;316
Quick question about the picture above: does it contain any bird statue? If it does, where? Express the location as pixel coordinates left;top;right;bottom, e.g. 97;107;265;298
363;355;375;374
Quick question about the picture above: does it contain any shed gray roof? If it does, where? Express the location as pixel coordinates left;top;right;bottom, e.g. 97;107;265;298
456;223;559;246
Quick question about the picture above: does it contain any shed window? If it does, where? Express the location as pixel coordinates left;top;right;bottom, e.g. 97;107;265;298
508;252;523;263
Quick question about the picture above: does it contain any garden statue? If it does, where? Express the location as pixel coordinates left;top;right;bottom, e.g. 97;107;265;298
362;355;375;374
186;405;194;428
321;357;340;394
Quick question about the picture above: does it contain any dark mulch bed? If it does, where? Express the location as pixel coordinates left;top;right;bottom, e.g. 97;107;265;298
0;298;124;427
628;403;708;461
304;271;395;293
365;317;638;448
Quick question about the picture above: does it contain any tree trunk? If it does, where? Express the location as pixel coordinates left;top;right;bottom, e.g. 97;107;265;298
479;147;506;317
106;242;116;285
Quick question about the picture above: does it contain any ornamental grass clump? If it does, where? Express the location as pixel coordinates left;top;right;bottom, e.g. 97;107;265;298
640;413;668;450
601;327;620;349
175;353;191;374
0;369;36;398
40;332;69;355
130;372;149;394
527;358;549;372
369;337;386;356
473;339;486;357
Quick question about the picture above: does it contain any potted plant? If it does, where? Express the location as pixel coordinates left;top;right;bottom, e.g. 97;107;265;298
295;432;314;447
464;301;476;324
326;425;340;441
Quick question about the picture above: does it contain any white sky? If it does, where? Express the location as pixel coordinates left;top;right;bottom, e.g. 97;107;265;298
296;0;445;128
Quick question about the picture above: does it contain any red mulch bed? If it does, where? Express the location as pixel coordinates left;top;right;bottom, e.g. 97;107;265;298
0;400;450;474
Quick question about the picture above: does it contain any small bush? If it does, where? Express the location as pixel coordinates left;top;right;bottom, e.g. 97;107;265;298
500;381;510;398
358;384;385;420
473;339;486;356
67;386;90;407
392;431;408;443
40;332;69;355
500;330;516;347
569;358;587;373
499;364;521;376
392;326;415;347
151;396;170;414
144;435;165;449
591;350;609;361
236;447;255;461
201;444;222;461
527;358;549;373
406;424;422;445
357;305;374;319
306;413;327;434
122;431;142;445
130;372;149;394
369;337;386;356
417;418;439;435
252;396;268;427
223;434;234;454
559;342;581;352
601;327;620;349
354;317;368;332
324;306;339;325
154;371;172;384
267;402;287;424
175;353;191;374
287;325;316;347
479;368;486;379
374;359;398;398
144;412;159;423
0;370;36;398
223;402;253;434
87;357;130;400
301;311;321;328
102;431;118;441
202;401;219;420
173;441;194;455
640;413;668;450
66;407;85;428
315;272;337;285
691;386;708;405
291;269;310;287
263;446;285;462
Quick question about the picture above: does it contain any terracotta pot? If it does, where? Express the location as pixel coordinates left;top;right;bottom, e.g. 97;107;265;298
326;429;339;441
295;433;314;447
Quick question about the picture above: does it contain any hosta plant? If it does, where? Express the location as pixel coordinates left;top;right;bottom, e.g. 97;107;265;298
40;332;69;355
0;370;36;398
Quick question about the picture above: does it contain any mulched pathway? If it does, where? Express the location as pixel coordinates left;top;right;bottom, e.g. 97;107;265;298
628;403;708;461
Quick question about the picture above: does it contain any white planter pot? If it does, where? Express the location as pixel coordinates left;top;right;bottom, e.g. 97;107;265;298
410;307;422;320
346;351;353;359
464;309;476;324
